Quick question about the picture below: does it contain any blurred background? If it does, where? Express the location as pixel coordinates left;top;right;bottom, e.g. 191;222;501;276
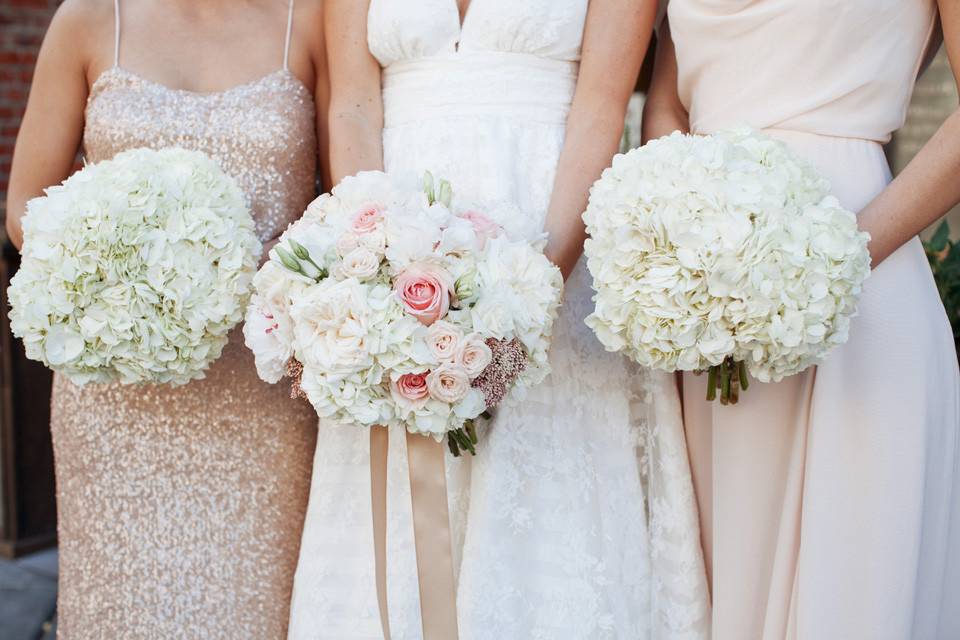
0;3;957;639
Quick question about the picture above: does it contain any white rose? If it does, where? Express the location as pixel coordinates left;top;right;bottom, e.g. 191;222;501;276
425;320;464;362
359;228;388;254
454;335;492;377
340;247;381;280
426;363;470;404
336;232;361;256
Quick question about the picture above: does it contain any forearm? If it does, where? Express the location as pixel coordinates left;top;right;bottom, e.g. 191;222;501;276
858;108;960;266
544;103;627;278
328;107;384;185
640;20;688;144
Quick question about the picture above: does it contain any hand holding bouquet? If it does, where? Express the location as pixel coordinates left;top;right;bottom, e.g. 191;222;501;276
245;171;562;454
582;128;871;404
8;147;261;385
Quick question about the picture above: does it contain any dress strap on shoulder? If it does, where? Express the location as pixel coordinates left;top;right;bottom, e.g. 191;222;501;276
283;0;294;71
113;0;121;67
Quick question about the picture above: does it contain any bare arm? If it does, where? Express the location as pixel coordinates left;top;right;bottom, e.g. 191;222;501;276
543;0;657;278
324;0;383;185
856;4;960;267
308;0;332;192
640;19;689;143
5;0;107;249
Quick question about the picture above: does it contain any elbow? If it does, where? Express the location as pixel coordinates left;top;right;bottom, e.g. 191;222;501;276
640;96;689;143
5;214;22;252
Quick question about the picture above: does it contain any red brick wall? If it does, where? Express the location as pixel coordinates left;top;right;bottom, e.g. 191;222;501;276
0;0;60;226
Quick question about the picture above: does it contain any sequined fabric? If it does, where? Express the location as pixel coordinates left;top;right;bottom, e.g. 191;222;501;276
50;67;319;639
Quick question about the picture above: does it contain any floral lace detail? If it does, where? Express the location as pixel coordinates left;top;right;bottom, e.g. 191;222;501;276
288;1;710;637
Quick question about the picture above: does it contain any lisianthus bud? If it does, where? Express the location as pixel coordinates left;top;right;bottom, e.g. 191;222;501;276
275;246;302;273
422;171;435;203
454;272;477;302
437;179;453;208
289;239;311;260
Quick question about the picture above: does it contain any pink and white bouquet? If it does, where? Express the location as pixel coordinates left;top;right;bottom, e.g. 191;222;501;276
244;171;562;454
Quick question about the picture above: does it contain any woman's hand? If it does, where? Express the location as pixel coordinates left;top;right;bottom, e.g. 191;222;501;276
856;3;960;267
542;0;658;279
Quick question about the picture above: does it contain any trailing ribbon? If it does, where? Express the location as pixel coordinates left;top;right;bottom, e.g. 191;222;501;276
369;426;460;640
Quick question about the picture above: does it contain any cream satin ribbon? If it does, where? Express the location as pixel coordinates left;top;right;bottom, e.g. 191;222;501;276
370;427;460;640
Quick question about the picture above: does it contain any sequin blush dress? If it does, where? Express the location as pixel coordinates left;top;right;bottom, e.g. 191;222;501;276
48;2;319;637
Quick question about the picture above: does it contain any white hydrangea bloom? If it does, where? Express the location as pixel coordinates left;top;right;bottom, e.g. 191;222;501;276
8;147;261;385
582;129;871;385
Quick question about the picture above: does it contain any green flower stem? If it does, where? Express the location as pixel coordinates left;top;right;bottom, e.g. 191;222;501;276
738;360;750;392
706;366;718;402
447;435;461;457
720;360;732;406
465;419;479;445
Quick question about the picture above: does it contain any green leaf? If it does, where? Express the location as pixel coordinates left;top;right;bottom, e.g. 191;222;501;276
927;221;950;253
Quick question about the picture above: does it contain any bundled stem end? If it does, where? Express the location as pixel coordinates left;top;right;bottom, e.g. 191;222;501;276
705;358;748;405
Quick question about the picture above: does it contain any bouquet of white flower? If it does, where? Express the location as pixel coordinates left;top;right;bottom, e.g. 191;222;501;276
245;170;562;454
582;128;871;404
8;147;261;385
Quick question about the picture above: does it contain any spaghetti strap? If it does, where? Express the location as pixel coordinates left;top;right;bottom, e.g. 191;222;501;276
113;0;121;67
283;0;294;71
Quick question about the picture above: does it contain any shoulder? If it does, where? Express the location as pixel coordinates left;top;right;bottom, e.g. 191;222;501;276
45;0;115;73
51;0;114;34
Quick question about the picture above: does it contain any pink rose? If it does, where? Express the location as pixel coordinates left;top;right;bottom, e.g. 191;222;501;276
458;210;502;248
351;205;383;234
393;263;453;326
391;371;431;410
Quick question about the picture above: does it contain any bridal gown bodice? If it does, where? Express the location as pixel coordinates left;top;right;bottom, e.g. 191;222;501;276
288;2;710;638
369;0;586;219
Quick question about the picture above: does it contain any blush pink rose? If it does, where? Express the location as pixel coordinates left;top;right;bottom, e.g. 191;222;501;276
458;210;503;247
351;205;384;234
393;263;453;326
426;364;470;404
391;371;431;410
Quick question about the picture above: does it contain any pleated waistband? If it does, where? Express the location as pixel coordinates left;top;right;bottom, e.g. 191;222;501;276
382;52;578;127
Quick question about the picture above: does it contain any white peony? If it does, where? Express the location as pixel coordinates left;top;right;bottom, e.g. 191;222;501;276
582;129;871;402
8;147;260;385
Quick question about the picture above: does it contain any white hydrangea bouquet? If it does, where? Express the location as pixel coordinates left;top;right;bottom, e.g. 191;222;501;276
244;170;562;455
8;147;261;385
582;128;871;404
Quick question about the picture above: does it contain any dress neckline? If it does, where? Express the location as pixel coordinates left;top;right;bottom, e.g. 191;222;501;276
90;66;311;100
453;0;473;51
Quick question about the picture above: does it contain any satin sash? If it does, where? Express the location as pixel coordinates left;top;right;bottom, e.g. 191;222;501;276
370;427;460;640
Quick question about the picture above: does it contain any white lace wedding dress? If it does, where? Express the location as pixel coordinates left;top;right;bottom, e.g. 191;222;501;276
287;1;710;638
